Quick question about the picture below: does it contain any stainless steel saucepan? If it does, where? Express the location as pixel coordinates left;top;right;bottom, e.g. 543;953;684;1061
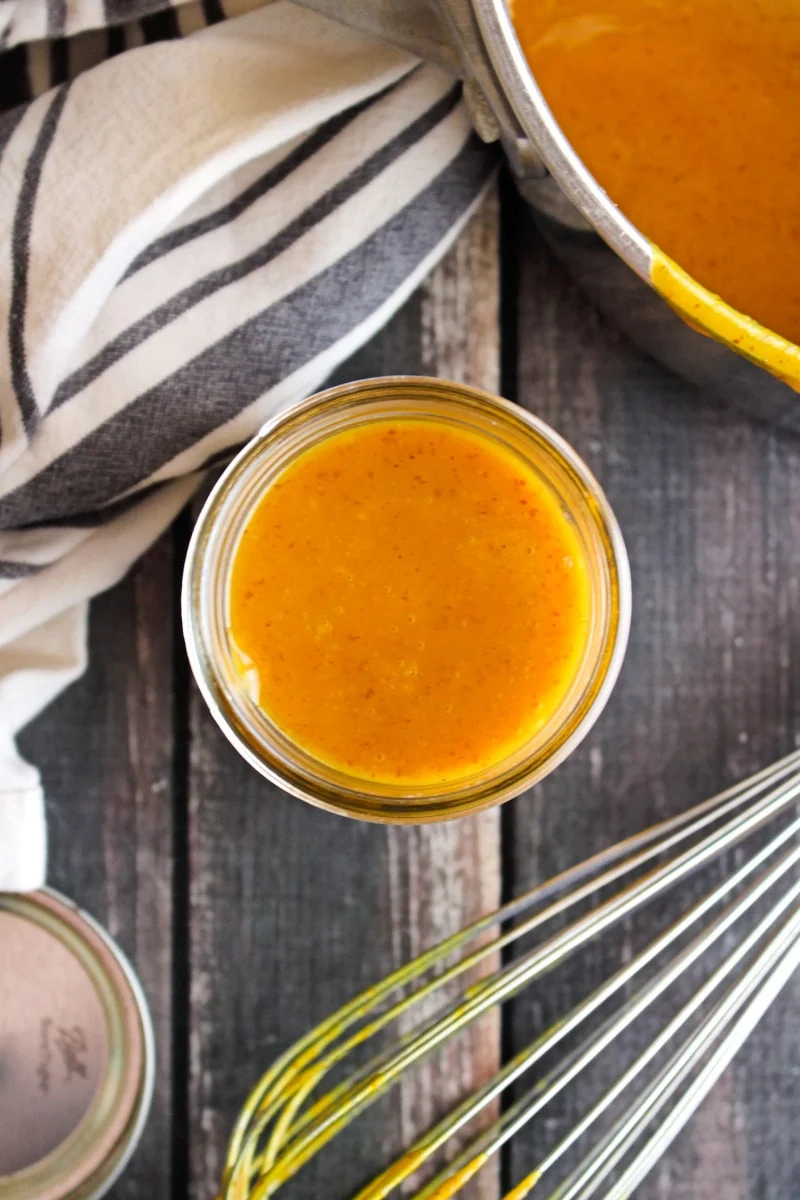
300;0;800;430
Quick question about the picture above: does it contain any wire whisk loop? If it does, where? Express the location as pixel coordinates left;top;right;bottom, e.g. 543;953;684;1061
220;749;800;1199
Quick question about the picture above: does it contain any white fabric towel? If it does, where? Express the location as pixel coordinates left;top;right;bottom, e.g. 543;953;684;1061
0;0;495;889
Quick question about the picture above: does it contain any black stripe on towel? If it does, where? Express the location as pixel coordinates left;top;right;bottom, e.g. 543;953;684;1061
0;134;493;527
8;85;71;439
107;24;127;56
50;39;70;85
103;0;174;25
125;73;411;278
141;6;181;42
46;0;67;38
201;0;225;26
0;560;44;579
13;478;180;530
13;445;232;533
0;46;32;109
52;84;461;410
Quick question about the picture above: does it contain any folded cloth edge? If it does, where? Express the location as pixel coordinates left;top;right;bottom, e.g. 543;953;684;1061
0;783;47;890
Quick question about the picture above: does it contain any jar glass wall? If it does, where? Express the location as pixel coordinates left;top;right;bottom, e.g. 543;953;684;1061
182;377;631;822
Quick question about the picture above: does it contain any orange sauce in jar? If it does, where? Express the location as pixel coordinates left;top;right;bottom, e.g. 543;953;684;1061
513;0;800;345
228;419;592;786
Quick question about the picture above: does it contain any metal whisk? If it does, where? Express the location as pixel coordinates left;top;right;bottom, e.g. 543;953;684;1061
221;750;800;1199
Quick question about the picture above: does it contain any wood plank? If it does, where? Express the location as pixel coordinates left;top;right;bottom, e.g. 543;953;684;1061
18;533;177;1199
186;189;502;1200
504;204;800;1198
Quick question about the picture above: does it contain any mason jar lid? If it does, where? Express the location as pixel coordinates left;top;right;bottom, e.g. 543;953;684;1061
0;888;155;1200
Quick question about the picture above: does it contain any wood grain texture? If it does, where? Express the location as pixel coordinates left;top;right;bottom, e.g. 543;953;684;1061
504;204;800;1199
186;190;502;1200
18;535;177;1199
25;178;800;1200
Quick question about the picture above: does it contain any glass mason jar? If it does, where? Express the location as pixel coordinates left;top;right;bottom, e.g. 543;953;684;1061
182;377;631;823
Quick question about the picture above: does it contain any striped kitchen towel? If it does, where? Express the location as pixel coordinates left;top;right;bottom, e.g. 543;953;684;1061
0;0;496;889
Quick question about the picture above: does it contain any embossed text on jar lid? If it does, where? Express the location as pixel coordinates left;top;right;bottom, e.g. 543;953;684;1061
0;888;155;1200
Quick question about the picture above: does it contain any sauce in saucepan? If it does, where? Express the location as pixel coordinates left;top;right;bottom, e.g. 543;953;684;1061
514;0;800;345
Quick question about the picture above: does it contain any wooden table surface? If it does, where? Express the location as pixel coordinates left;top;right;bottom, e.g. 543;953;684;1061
20;179;800;1199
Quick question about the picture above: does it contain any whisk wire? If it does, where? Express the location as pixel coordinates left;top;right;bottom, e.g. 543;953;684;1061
537;875;800;1199
248;769;800;1194
411;840;800;1200
357;821;800;1200
221;751;800;1200
253;753;800;1189
598;917;800;1200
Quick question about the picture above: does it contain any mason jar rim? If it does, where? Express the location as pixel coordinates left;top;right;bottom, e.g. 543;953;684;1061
182;376;631;823
0;887;155;1200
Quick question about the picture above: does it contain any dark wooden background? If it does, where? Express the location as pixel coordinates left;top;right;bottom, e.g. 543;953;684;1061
20;178;800;1199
